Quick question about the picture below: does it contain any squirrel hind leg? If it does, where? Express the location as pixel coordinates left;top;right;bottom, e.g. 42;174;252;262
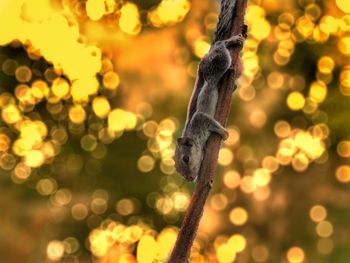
195;112;229;140
200;49;232;83
209;120;229;140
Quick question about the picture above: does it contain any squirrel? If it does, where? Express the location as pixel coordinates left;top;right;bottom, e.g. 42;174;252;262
174;34;244;181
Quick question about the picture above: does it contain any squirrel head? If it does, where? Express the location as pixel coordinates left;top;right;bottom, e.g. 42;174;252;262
174;137;203;181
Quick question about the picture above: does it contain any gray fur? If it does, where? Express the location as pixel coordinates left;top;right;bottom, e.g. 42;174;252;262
175;34;244;181
185;0;245;133
214;0;238;43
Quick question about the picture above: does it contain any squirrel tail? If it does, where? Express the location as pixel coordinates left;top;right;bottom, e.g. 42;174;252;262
214;0;238;43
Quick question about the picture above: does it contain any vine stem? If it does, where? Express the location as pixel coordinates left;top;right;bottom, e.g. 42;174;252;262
168;0;248;262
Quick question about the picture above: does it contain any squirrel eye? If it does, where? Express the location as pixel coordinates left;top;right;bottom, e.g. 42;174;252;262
184;141;192;147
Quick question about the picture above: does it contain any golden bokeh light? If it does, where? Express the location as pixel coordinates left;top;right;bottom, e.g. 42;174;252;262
229;207;248;226
37;178;57;195
137;155;155;173
287;91;305;111
224;127;240;146
262;156;279;173
223;170;241;189
15;65;32;83
143;121;158;138
309;81;327;103
337;141;350;157
0;133;10;152
287;246;305;263
268;71;284;89
246;6;271;40
2;59;18;75
137;235;158;262
240;175;256;193
228;234;246;253
336;0;350;13
89;229;110;257
249;109;267;128
172;192;189;211
157;228;177;261
92;96;111;118
71;77;99;103
103;71;120;90
119;2;141;35
317;56;334;74
108;109;137;132
86;0;105;21
116;198;135;216
292;153;309;172
317;238;334;255
63;237;80;254
252;245;269;262
81;135;98;152
210;193;228;211
338;37;350;55
218;148;234;166
2;104;22;124
69;105;86;124
52;78;70;99
309;205;327;222
53;188;72;207
25;150;44;167
148;0;190;27
335;165;350;183
71;203;89;220
194;39;211;58
90;197;107;215
217;243;236;263
46;240;65;261
252;168;271;187
274;120;291;138
316;221;333;238
13;162;31;180
340;67;350;95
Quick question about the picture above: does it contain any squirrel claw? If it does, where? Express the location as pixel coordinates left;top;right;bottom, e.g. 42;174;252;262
225;34;245;48
235;34;245;46
221;129;229;141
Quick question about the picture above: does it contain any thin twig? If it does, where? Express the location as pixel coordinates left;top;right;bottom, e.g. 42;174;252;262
168;0;248;262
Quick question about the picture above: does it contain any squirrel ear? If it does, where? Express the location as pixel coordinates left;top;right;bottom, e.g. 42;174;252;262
188;138;194;144
177;137;184;145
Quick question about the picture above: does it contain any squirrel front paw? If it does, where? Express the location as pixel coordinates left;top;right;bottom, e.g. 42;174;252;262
226;34;245;48
236;34;245;46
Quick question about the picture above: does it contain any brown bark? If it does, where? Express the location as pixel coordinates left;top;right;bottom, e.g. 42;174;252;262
168;0;248;262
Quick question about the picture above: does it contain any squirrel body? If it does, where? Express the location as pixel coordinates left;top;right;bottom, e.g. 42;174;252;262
174;34;244;181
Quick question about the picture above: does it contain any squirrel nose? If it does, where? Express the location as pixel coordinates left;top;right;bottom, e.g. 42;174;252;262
182;155;189;163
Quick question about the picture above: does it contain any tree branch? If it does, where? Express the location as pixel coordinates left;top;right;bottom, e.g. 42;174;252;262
168;0;248;262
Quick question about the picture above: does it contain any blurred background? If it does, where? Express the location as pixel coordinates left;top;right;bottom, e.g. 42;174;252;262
0;0;349;262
